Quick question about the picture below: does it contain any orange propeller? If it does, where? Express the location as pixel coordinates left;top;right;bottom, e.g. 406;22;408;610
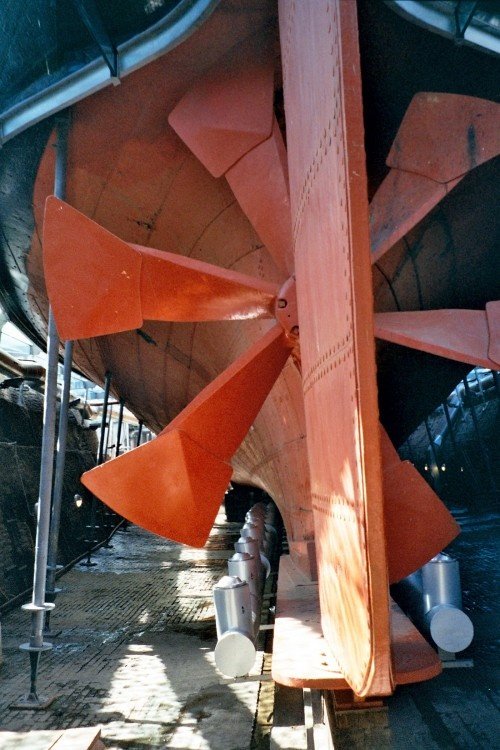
41;54;497;569
39;11;499;699
375;306;499;370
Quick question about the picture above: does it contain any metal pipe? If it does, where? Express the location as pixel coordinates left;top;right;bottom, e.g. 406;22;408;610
115;398;125;457
18;117;69;703
241;522;261;543
29;313;59;626
101;396;125;535
84;371;111;565
245;513;265;535
100;395;123;541
235;535;271;580
422;554;463;611
18;307;60;700
97;373;112;465
104;404;113;459
45;338;74;631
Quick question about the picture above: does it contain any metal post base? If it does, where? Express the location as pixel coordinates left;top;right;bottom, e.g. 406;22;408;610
10;692;58;710
438;647;474;668
219;673;273;685
19;642;53;653
80;559;98;567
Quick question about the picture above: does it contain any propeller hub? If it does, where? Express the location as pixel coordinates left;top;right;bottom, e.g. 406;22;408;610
275;277;298;339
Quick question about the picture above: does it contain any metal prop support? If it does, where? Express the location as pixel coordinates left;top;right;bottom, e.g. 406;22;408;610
111;398;125;526
44;338;74;636
115;398;125;457
82;371;111;566
118;413;140;535
14;114;69;709
102;397;125;544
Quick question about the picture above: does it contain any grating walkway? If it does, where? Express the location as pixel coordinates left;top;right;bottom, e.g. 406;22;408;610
0;509;269;749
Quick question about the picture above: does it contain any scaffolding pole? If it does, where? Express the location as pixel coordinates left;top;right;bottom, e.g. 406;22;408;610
44;338;74;636
15;112;70;709
82;371;112;565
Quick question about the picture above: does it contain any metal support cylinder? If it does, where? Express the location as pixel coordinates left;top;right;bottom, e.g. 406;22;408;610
235;535;271;579
425;604;473;653
262;528;276;559
249;502;266;517
228;553;260;602
245;513;265;536
422;553;463;611
394;555;473;653
235;535;261;563
18;116;70;703
213;576;256;677
241;522;262;544
84;371;111;564
422;554;473;653
228;552;261;637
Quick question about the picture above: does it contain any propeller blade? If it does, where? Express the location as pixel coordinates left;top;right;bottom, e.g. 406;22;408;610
370;93;500;262
374;309;497;369
384;461;460;584
486;301;500;367
225;118;294;276
82;325;293;546
43;197;278;340
370;170;459;265
166;324;293;459
83;428;233;547
380;427;459;584
168;35;275;179
43;196;143;340
138;244;278;323
169;43;293;276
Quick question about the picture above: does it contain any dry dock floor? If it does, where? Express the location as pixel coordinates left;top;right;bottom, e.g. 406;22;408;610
0;512;269;749
0;510;498;749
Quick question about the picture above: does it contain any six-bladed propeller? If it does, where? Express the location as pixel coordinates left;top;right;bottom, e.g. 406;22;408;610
42;57;498;577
